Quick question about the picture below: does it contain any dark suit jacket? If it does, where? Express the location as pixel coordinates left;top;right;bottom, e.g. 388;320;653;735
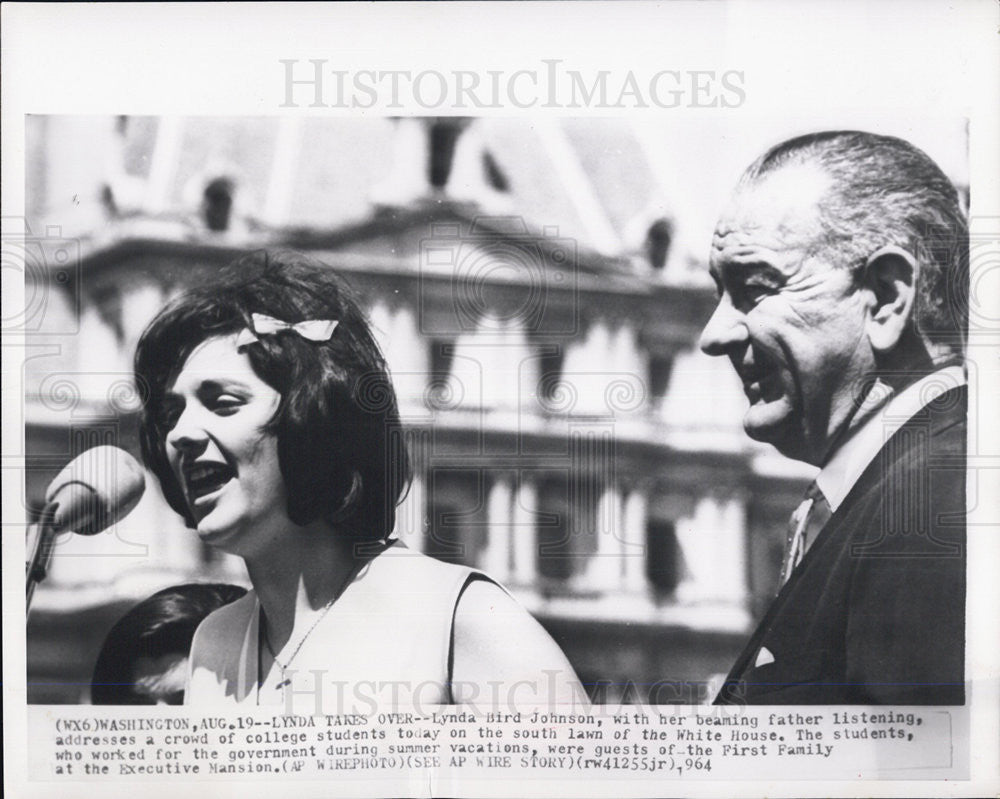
716;385;966;705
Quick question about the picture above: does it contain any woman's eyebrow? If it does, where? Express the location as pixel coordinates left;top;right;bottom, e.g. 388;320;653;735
163;379;254;402
196;378;254;392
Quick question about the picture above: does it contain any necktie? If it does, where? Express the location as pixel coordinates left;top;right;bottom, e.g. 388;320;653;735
778;482;831;587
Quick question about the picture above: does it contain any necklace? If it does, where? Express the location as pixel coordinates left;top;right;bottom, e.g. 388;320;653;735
258;540;390;691
260;596;337;690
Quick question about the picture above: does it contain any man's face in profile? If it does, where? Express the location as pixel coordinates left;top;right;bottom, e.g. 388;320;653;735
699;163;875;465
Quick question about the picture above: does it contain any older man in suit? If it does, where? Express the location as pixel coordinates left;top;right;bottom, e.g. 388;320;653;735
700;131;967;705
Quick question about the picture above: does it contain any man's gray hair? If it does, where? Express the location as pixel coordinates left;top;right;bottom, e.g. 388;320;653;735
741;130;968;355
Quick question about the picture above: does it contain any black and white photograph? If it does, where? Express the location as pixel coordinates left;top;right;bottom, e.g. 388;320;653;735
3;2;998;798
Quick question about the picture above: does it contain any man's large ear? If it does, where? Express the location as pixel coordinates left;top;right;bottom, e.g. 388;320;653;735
862;245;918;353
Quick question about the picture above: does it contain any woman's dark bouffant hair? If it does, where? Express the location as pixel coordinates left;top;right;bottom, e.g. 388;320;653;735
134;250;411;541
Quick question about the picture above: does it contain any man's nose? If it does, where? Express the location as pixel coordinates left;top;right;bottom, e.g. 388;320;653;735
699;296;748;356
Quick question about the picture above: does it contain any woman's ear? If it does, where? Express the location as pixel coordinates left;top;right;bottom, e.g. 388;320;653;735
862;245;918;353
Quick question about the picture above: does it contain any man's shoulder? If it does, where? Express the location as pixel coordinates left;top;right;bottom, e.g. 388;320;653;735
897;382;967;437
828;382;966;561
852;383;966;494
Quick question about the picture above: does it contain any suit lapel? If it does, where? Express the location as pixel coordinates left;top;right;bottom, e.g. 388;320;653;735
715;384;967;704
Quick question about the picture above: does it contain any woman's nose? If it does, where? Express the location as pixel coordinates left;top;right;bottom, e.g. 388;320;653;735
165;407;208;455
699;296;748;356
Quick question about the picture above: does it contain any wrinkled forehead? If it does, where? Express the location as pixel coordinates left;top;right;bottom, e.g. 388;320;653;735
711;162;833;263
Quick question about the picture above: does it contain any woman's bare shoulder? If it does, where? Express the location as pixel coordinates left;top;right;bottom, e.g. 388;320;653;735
191;590;255;651
452;579;586;705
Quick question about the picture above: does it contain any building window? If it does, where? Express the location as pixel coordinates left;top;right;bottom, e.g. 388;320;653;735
536;471;599;585
646;518;681;596
428;118;469;189
537;344;566;405
536;475;574;581
201;176;235;232
427;338;456;409
643;217;673;271
647;355;673;406
425;469;487;566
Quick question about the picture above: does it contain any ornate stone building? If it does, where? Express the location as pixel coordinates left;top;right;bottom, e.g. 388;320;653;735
23;116;813;704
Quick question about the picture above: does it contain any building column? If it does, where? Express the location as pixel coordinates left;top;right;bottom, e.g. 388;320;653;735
77;306;123;376
657;345;745;439
673;493;748;604
368;302;429;412
393;474;426;552
622;489;648;593
390;304;429;411
144;116;184;213
585;484;624;590
674;495;717;603
511;476;537;586
610;325;647;419
263;116;303;226
120;283;166;360
500;320;531;413
390;426;429;553
449;328;487;410
369;117;431;206
483;474;513;581
560;320;611;415
714;496;748;604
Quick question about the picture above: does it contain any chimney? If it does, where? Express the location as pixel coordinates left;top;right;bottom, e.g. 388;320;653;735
371;118;510;210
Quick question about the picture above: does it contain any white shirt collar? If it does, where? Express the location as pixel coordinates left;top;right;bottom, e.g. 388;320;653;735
815;365;966;512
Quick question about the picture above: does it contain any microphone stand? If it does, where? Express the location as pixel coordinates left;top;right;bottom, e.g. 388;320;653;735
25;501;60;614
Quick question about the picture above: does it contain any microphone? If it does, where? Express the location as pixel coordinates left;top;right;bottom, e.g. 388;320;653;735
43;445;146;536
27;446;147;609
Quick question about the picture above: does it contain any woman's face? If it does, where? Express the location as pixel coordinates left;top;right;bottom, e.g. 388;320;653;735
163;334;288;558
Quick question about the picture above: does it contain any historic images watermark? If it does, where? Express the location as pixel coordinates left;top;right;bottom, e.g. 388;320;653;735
279;60;746;110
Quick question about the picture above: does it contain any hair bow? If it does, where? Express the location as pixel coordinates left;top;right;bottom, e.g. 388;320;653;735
235;313;339;348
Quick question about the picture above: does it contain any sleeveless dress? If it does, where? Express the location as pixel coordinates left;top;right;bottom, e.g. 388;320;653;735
185;541;495;710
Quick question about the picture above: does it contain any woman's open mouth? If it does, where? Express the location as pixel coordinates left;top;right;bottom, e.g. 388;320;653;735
184;462;235;506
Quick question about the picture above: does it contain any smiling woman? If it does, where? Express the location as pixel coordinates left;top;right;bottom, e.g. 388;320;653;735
133;251;584;711
162;337;287;557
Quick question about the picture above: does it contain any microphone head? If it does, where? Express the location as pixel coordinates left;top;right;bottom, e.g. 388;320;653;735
45;446;146;535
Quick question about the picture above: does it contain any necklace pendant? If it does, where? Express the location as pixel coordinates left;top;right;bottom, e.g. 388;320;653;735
276;677;291;690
